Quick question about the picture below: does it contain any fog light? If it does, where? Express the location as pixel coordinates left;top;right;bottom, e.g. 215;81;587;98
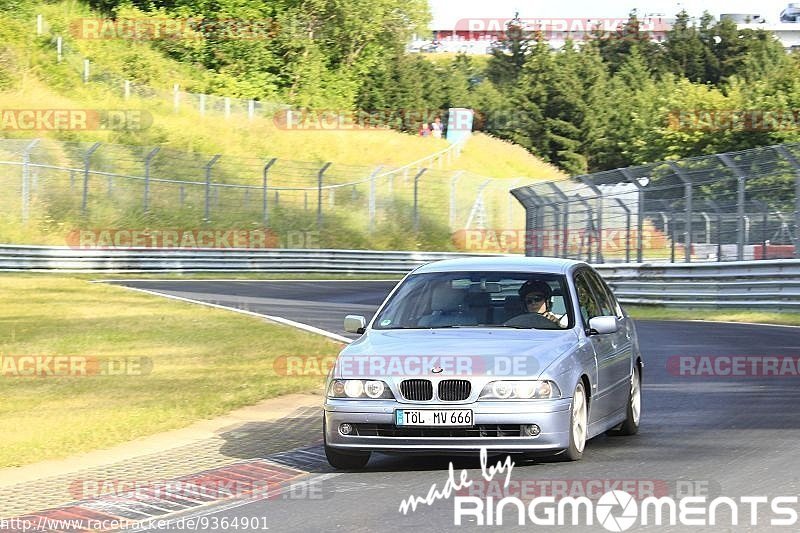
523;424;541;436
339;423;354;435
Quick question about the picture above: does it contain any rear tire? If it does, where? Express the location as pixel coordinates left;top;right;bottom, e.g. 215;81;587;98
559;381;588;461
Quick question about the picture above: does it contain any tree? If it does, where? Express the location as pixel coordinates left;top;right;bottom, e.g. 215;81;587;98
486;13;530;88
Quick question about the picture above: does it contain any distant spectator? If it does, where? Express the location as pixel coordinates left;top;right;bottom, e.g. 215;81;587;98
431;117;443;139
420;122;431;137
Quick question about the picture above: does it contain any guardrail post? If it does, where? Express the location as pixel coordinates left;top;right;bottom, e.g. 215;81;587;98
203;154;221;222
412;168;428;231
718;154;747;261
773;146;800;258
449;171;465;229
143;147;159;212
81;142;101;216
21;139;40;224
578;176;604;263
368;166;383;231
317;162;331;228
261;158;277;227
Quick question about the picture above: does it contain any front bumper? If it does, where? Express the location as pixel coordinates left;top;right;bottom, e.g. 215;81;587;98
324;398;572;453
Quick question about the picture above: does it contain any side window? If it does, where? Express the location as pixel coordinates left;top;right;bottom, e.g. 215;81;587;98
574;272;602;325
595;273;622;317
584;271;615;317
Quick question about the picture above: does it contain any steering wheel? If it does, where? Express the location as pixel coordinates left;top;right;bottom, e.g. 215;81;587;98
503;312;561;329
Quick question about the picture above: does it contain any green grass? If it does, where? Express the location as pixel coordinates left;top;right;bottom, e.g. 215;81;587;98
0;275;344;468
626;305;800;326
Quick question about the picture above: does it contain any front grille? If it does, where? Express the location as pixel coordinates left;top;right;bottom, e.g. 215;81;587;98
400;379;433;401
353;424;523;438
438;379;471;401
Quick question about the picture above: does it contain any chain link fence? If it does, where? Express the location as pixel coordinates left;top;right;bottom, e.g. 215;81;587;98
512;143;800;262
0;138;526;250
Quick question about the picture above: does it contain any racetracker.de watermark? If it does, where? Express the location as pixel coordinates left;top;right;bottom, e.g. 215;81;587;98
0;356;152;377
0;109;152;131
453;17;671;41
667;355;800;377
273;354;540;377
452;229;666;253
69;18;279;40
65;229;320;249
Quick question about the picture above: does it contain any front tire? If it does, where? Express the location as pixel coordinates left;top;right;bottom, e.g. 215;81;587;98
323;418;371;470
324;444;371;470
561;381;588;461
610;364;641;436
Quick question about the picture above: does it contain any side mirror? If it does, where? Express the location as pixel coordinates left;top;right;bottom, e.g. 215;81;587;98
344;315;366;334
588;316;618;335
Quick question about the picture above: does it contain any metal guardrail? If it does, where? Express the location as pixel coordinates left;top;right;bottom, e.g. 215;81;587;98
2;245;799;309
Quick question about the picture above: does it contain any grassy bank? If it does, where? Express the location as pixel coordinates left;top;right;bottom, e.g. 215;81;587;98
0;275;342;467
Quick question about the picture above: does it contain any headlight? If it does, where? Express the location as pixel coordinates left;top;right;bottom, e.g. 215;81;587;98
479;380;561;400
327;379;394;399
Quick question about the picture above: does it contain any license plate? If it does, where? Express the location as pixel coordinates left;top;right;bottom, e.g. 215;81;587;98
395;409;473;427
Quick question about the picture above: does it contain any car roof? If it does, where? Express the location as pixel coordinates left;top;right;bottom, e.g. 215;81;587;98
412;256;585;275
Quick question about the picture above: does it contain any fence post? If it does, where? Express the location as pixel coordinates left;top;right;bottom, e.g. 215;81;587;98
83;59;90;83
773;146;800;258
718;154;747;261
173;84;180;113
669;162;693;263
81;142;101;216
248;100;255;120
368;166;383;231
124;80;130;100
578;176;604;263
412;168;428;231
143;147;159;212
36;14;43;35
21;139;40;224
56;36;62;62
547;183;570;259
449;171;465;229
621;168;646;263
203;154;221;222
199;94;206;116
224;97;231;118
262;158;277;227
317;162;331;228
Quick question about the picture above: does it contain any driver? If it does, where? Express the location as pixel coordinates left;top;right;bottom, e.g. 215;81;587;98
518;280;562;326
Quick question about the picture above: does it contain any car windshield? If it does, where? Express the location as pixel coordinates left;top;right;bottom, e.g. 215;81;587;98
373;271;573;330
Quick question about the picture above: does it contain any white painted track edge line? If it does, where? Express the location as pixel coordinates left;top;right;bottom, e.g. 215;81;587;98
112;285;353;344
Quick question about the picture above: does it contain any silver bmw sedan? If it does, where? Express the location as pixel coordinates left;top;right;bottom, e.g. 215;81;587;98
323;257;643;469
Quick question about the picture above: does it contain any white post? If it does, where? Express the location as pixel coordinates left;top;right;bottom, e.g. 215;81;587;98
248;100;255;120
123;80;130;100
36;14;43;35
56;36;62;62
173;84;180;113
83;59;90;83
224;97;231;118
199;94;206;116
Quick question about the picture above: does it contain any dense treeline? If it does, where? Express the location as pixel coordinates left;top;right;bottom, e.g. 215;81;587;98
83;1;800;174
361;11;800;174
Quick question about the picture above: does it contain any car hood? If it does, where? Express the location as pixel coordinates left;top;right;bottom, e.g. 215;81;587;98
334;328;579;380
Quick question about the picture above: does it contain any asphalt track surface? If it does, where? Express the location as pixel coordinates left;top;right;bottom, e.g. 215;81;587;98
106;279;800;532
